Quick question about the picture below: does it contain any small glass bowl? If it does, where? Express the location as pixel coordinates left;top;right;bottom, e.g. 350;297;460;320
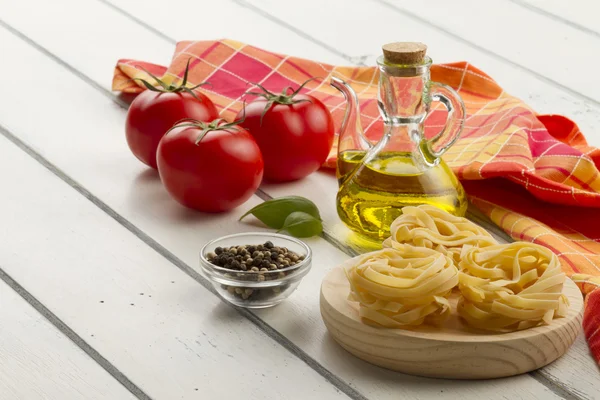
200;232;312;308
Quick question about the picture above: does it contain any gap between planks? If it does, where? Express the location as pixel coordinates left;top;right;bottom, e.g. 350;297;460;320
506;0;600;41
0;257;152;400
0;3;589;399
373;0;600;108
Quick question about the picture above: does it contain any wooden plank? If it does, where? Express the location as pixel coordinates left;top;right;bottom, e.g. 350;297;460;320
243;0;600;147
0;3;579;400
0;279;136;400
378;0;600;111
540;334;600;400
0;124;350;399
513;0;600;38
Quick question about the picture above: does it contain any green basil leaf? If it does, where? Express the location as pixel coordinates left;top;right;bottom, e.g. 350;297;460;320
279;211;323;238
239;196;321;229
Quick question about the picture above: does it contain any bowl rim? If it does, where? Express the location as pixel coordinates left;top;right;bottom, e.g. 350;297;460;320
199;232;312;276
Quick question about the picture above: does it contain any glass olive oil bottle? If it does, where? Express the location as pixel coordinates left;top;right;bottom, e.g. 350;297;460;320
331;42;468;240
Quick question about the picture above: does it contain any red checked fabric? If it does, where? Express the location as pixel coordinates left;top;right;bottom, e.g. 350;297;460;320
113;39;600;363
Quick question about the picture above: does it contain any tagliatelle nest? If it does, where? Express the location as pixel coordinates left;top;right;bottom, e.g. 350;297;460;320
383;205;498;264
457;242;569;332
344;242;459;328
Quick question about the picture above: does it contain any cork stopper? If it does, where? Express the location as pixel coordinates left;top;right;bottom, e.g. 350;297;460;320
382;42;427;65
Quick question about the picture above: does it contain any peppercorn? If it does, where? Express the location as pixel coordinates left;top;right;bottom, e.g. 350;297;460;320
208;241;303;301
217;254;228;265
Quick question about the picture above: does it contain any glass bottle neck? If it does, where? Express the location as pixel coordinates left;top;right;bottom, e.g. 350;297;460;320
375;56;437;169
377;55;432;125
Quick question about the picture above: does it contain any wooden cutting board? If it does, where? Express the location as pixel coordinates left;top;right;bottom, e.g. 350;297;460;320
320;265;583;379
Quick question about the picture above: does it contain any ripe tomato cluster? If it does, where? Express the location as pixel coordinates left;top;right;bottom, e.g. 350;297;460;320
125;66;334;213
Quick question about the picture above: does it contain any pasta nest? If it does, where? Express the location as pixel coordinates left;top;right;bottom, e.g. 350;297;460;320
345;242;459;328
383;205;497;264
457;242;569;331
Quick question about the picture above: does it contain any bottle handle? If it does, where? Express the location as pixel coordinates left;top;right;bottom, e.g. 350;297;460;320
426;82;465;158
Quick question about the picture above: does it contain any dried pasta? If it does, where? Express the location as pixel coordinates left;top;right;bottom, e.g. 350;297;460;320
457;242;569;331
383;205;497;263
345;242;458;327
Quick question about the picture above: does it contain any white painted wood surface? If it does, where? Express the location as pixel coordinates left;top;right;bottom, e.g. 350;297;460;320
0;0;597;398
0;20;561;400
0;127;349;400
385;0;600;144
516;0;600;37
0;280;135;400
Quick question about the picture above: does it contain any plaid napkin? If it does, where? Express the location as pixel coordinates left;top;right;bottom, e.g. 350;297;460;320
113;39;600;363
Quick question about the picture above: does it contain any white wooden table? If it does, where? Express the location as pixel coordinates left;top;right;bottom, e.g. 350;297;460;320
0;0;598;399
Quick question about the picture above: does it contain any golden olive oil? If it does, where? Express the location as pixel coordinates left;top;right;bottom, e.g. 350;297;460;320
337;150;468;240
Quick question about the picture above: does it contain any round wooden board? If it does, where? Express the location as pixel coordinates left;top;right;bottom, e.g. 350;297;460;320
320;265;583;379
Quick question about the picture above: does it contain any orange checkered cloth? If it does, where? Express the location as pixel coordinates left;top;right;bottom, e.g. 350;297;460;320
113;39;600;363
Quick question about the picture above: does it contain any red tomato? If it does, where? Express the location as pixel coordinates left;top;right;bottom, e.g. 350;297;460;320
236;92;334;182
126;91;218;169
156;120;264;212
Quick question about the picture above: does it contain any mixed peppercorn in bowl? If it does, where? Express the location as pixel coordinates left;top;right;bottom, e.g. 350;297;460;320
200;232;312;308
